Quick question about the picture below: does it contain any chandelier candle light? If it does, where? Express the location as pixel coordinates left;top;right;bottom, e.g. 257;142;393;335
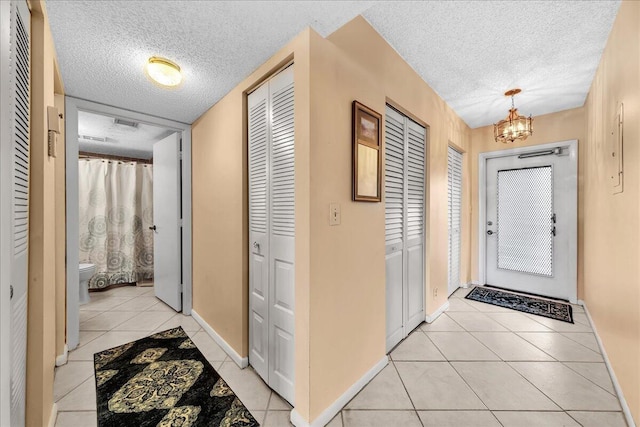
494;88;533;143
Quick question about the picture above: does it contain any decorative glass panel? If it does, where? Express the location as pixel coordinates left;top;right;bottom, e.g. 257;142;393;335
497;166;553;276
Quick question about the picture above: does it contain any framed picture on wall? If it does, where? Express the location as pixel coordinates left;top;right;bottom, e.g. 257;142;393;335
353;101;382;202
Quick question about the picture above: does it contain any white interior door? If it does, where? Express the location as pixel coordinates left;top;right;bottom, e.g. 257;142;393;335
385;105;425;353
1;2;30;426
152;132;182;311
248;65;295;405
448;146;462;296
485;147;577;302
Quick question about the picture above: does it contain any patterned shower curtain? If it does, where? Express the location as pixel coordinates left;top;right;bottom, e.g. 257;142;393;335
79;159;154;289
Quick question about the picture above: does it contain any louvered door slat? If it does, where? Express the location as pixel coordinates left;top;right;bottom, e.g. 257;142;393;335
270;81;294;238
448;146;463;294
385;111;404;245
406;123;425;241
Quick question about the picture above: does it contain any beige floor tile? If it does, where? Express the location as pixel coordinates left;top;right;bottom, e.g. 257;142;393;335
156;313;202;332
345;364;414;410
447;298;478;311
269;391;293;410
218;362;271;411
79;311;103;323
525;314;593;332
249;410;266;425
110;296;161;311
560;332;601;353
417;410;501;427
509;362;621;411
391;331;445;361
572;312;590;326
425;332;500;361
190;331;228;362
77;331;105;349
55;411;97;427
471;332;555;361
447;312;509;332
104;285;150;297
563;362;615;394
486;312;553;332
263;410;293;427
327;413;343;427
493;411;580;426
518;332;603;362
452;361;559;410
112;310;175;331
80;311;138;331
395;361;486;410
342;410;422;427
56;377;97;411
146;300;178;313
421;313;464;332
567;411;627;427
80;296;134;312
54;361;95;401
451;286;475;299
571;304;584;312
68;331;149;361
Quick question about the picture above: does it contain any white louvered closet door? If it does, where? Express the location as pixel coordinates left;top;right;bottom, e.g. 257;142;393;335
385;105;425;352
248;65;295;405
8;2;30;426
447;147;462;296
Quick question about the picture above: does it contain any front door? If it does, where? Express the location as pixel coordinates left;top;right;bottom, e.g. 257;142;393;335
485;146;577;302
152;132;182;311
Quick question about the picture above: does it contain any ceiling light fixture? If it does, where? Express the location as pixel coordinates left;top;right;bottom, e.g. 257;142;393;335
146;56;182;88
494;89;533;144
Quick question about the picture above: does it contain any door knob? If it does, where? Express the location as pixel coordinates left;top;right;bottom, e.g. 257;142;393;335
149;225;157;231
487;230;494;235
253;242;260;251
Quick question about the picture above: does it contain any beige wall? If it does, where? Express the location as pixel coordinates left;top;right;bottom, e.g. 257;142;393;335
26;1;64;425
309;17;471;420
582;0;640;421
191;29;313;418
469;107;586;296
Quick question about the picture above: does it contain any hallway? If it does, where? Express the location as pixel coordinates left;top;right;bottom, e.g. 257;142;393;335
52;284;626;427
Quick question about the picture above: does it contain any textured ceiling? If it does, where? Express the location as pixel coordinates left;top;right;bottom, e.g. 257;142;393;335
363;1;620;128
46;0;375;124
47;1;620;128
78;111;171;159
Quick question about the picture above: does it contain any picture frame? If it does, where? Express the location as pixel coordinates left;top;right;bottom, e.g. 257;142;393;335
352;101;382;202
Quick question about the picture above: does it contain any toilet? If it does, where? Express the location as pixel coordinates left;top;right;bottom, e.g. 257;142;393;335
79;263;96;305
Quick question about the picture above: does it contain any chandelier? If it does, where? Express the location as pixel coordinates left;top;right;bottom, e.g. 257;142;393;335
494;88;533;143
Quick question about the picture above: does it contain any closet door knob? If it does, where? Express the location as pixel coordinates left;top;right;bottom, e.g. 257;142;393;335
149;225;157;231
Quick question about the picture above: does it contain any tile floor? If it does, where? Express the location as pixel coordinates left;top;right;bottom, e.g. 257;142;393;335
54;285;627;427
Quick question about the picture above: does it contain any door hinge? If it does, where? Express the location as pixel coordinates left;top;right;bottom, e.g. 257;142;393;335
179;151;183;160
10;285;13;300
179;283;183;294
179;218;183;227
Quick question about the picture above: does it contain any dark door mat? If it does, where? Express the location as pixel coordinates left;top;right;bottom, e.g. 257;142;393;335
465;286;574;323
94;326;260;426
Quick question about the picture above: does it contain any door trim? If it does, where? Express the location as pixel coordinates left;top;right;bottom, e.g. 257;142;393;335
64;97;193;350
477;139;578;302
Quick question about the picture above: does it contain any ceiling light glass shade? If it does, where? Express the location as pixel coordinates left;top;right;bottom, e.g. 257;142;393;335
493;89;533;143
146;57;182;87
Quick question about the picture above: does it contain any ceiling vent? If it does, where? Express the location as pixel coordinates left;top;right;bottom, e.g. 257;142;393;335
113;118;139;128
79;134;109;143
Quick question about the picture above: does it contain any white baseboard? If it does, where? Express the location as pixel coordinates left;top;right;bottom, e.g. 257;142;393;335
425;300;450;323
48;403;58;427
55;344;68;367
290;355;389;427
579;300;636;427
191;310;248;369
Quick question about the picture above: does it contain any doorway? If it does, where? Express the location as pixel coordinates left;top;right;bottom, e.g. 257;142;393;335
65;97;193;350
384;104;426;352
479;141;578;302
248;64;296;405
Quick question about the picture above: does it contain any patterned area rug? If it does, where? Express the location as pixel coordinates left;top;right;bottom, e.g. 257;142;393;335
465;286;574;323
94;327;259;427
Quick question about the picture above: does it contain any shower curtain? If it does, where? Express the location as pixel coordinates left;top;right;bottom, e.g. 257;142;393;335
79;159;154;290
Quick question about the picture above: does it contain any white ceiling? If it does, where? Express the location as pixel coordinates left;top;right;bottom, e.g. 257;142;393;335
47;1;620;129
78;110;171;159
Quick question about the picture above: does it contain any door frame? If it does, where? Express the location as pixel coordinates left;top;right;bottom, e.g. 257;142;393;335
447;143;464;296
477;139;578;303
65;97;193;350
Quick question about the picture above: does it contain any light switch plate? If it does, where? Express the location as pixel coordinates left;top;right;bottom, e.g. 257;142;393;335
329;203;340;226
